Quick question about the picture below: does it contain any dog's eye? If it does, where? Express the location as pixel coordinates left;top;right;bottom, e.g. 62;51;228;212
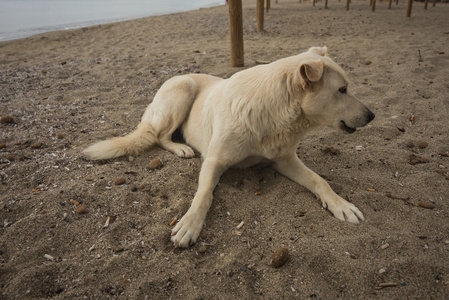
338;87;347;94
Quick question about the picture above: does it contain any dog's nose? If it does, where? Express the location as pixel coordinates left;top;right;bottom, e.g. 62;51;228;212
367;110;375;122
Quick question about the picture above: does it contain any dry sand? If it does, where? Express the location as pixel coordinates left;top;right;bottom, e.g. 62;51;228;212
1;0;449;298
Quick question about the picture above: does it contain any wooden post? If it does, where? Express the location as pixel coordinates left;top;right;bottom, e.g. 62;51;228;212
433;0;436;7
396;0;399;5
388;0;392;9
424;0;429;9
257;0;264;32
346;0;350;10
371;0;376;11
313;0;316;7
325;0;328;8
228;0;244;67
266;0;271;13
406;0;412;17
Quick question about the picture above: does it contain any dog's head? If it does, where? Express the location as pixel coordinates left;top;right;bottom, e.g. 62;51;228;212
296;47;375;134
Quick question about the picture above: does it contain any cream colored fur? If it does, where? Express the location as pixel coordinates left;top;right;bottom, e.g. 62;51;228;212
84;47;375;248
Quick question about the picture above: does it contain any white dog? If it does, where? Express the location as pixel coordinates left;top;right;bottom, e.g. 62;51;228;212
85;47;375;248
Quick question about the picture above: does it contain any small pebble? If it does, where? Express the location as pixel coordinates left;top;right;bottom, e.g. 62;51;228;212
112;245;124;253
365;61;372;65
198;246;207;253
418;201;435;209
30;142;42;149
114;177;126;185
44;254;56;261
270;247;290;268
6;155;14;161
409;154;429;165
0;115;14;124
56;133;64;139
0;143;5;149
76;205;86;214
149;158;163;170
200;229;208;240
419;141;428;149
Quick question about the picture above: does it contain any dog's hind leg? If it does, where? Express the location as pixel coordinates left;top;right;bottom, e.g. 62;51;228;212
274;154;364;224
141;75;197;158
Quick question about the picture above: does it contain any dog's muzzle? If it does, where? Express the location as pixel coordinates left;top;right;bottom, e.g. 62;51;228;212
340;110;375;134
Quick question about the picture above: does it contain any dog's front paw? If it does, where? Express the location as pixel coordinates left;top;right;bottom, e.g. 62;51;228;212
171;213;203;248
322;195;364;224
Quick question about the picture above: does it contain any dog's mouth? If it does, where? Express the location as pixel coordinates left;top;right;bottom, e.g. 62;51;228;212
340;121;357;134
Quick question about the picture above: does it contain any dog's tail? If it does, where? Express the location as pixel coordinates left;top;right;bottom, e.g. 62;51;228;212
84;122;157;160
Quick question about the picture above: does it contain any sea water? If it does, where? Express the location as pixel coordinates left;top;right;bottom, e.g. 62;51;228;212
0;0;225;41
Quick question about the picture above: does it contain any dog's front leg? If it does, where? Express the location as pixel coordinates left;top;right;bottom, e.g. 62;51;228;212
171;158;227;248
273;154;364;224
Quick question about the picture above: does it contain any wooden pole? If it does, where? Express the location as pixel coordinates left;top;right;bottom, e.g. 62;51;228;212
346;0;350;10
228;0;244;67
424;0;429;9
257;0;264;32
371;0;376;11
433;0;436;7
388;0;392;9
266;0;271;13
313;0;316;7
406;0;412;17
325;0;328;8
396;0;399;5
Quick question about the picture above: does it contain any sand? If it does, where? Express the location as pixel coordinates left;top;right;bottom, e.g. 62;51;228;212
1;0;449;298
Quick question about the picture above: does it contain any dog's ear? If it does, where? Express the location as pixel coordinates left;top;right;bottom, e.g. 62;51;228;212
299;59;324;89
308;46;328;57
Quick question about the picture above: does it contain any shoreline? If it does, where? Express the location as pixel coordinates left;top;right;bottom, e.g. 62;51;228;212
0;0;226;42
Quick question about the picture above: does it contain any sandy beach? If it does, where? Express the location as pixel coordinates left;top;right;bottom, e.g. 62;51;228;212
1;0;449;298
